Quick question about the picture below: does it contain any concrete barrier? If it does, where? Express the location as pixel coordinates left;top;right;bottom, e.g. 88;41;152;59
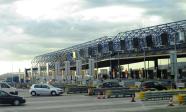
174;94;186;104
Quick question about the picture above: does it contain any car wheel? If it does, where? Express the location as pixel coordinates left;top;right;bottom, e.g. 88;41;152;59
13;100;20;106
51;91;57;96
31;91;36;96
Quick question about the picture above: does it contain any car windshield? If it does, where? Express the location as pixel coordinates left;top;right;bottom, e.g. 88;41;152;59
0;91;9;96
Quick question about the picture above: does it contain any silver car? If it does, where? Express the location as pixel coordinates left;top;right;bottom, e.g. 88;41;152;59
29;84;64;96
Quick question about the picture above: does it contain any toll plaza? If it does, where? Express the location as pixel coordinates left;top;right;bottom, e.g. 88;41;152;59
25;20;186;85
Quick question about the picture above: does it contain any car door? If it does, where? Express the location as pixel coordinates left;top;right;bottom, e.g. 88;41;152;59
41;85;51;95
0;91;3;104
34;84;42;95
0;91;12;104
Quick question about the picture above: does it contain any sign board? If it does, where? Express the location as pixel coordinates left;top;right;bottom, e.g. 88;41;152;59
170;51;177;76
176;83;185;88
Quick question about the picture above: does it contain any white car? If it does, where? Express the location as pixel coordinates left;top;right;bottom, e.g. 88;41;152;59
29;84;64;96
0;82;18;95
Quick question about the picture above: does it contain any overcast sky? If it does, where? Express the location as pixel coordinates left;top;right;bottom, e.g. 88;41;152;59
0;0;186;75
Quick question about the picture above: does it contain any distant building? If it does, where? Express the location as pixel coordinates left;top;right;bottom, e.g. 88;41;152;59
0;72;24;83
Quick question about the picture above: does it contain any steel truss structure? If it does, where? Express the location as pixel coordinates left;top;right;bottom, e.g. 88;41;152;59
31;20;186;68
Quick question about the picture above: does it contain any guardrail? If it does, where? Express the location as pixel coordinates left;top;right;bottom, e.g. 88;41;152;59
90;87;140;98
106;89;140;98
66;86;88;94
92;87;129;95
136;90;186;101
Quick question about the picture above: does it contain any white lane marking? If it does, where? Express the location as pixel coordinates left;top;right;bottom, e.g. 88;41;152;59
26;97;131;104
0;100;140;111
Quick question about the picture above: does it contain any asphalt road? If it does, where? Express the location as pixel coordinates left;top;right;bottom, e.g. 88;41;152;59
0;91;186;112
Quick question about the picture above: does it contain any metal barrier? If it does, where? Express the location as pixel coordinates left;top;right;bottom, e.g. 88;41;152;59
143;91;175;101
136;90;186;101
106;89;140;98
66;86;88;94
91;87;140;98
92;87;129;95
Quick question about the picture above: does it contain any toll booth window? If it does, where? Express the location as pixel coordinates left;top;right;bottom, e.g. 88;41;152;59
161;32;169;46
133;38;139;48
146;35;154;48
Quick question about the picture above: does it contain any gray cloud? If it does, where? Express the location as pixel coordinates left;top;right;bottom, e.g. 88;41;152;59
0;0;17;4
0;0;186;62
85;0;186;22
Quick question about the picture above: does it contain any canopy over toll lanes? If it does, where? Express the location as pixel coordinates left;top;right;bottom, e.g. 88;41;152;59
29;20;186;82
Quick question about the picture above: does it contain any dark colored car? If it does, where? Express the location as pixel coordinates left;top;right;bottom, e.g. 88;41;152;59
0;90;26;106
141;81;167;91
99;82;123;88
